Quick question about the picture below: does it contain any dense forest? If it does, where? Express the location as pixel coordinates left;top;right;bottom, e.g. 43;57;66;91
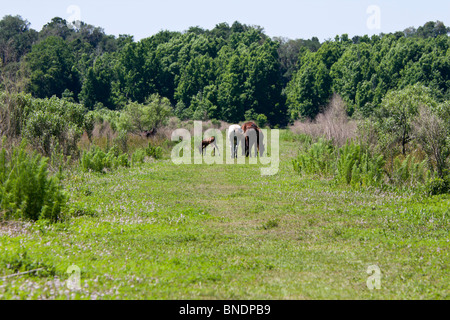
1;15;449;126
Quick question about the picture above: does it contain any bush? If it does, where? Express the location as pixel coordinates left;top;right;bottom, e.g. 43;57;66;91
335;142;385;187
290;94;357;147
293;140;385;188
0;140;66;222
292;138;334;176
146;143;163;160
413;105;450;178
117;94;172;133
131;148;146;165
0;92;89;158
80;146;129;173
375;84;438;156
425;177;449;196
256;114;268;128
390;155;429;187
113;130;129;154
87;108;121;132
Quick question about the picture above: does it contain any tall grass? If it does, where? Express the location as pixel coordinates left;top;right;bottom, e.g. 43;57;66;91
390;155;429;187
335;142;385;187
292;138;334;176
293;138;438;191
293;139;386;188
80;146;129;173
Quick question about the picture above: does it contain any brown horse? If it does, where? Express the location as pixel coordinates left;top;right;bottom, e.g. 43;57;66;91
241;121;259;133
241;122;265;157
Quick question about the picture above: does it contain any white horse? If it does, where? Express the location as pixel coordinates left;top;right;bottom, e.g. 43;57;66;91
228;125;244;158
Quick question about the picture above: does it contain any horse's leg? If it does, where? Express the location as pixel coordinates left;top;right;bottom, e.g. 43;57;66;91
256;135;260;157
230;134;235;158
213;141;220;156
244;137;248;157
244;137;249;157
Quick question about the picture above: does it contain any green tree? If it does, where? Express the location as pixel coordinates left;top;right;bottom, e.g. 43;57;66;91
376;84;438;155
0;15;38;64
114;41;160;104
79;53;115;109
175;52;216;106
118;94;173;133
416;21;450;38
413;105;450;178
39;17;73;41
275;37;321;85
286;40;343;121
26;36;80;98
286;58;332;120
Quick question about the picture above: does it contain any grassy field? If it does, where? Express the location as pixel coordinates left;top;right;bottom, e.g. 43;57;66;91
0;131;449;300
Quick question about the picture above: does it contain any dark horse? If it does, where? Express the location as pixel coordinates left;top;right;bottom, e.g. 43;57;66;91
241;122;265;157
141;128;157;138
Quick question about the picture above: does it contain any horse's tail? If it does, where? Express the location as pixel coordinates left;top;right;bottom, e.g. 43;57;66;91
232;129;238;144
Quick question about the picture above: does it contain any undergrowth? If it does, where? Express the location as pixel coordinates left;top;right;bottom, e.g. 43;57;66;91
0;140;66;222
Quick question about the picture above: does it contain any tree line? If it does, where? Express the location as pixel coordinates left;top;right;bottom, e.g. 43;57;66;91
0;15;449;126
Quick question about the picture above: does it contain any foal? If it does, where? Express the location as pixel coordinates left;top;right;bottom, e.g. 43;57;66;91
199;136;221;156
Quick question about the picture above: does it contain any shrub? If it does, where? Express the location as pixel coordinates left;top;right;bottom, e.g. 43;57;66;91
210;119;222;128
87;108;121;132
290;94;357;147
390;155;429;187
376;85;438;156
80;146;129;173
293;139;385;188
146;143;163;159
262;218;280;230
425;177;449;196
113;130;129;154
413;105;450;178
0;91;34;138
292;138;334;176
117;94;172;133
335;142;385;187
256;114;268;128
0;140;66;222
131;148;146;165
0;92;89;158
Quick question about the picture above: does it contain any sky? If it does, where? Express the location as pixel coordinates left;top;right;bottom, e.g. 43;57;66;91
1;0;449;41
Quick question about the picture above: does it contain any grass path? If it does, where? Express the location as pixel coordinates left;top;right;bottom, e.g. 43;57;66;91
0;135;449;299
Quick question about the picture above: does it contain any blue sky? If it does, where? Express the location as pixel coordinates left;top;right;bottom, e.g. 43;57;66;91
1;0;449;41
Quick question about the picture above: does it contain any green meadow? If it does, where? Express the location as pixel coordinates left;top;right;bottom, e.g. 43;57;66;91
0;131;448;300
